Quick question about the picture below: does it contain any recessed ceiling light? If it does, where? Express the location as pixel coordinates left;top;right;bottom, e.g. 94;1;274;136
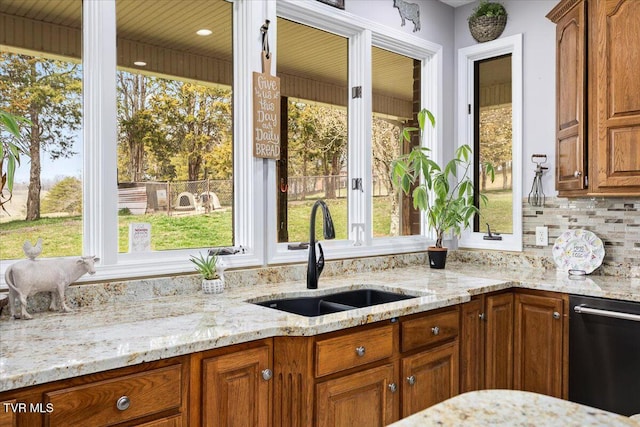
134;61;147;67
196;29;212;36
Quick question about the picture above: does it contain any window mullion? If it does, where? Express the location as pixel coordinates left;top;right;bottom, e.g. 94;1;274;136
348;30;372;246
83;0;118;264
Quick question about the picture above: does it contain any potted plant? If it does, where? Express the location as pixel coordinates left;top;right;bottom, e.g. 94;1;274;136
1;110;29;212
468;0;507;43
391;108;494;269
190;251;224;294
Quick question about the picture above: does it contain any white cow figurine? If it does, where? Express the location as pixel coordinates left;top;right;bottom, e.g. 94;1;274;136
4;256;100;320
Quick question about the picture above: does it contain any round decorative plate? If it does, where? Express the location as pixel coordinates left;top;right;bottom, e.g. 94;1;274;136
552;229;605;274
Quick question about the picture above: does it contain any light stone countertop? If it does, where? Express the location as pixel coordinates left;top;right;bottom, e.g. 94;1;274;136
2;263;640;393
387;390;639;426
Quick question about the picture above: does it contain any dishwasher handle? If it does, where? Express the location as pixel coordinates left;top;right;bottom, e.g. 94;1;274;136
573;304;640;322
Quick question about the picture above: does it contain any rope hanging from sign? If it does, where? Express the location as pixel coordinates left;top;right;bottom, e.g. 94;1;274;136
260;20;271;74
253;19;281;159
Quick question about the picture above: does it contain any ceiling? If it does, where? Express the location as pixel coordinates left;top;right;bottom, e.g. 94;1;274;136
0;0;416;112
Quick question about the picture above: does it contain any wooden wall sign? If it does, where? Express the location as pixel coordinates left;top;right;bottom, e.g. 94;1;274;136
253;53;281;159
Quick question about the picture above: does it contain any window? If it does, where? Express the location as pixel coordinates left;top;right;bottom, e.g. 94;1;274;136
371;46;420;238
267;1;443;264
457;34;523;251
115;0;233;253
1;0;445;282
0;0;83;260
275;17;349;244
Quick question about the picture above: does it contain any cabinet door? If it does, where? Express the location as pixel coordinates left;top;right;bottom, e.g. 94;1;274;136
485;292;514;389
316;364;397;427
554;0;587;192
460;297;485;392
202;345;272;427
514;293;564;398
0;400;17;427
401;341;459;417
593;0;640;190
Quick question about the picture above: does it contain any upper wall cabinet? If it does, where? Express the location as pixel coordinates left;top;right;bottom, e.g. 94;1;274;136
548;0;640;196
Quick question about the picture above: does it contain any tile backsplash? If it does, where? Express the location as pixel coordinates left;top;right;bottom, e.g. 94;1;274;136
453;197;640;277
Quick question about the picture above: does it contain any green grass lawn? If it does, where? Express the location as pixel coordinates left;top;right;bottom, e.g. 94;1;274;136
0;191;512;259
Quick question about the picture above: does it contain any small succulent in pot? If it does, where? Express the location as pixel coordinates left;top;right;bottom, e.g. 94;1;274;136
190;251;219;280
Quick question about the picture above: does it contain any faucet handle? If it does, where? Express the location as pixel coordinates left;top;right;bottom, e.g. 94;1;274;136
317;242;325;275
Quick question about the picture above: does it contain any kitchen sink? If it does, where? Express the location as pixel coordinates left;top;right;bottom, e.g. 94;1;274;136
252;289;416;317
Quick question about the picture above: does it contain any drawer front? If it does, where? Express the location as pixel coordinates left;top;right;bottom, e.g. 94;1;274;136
316;325;394;377
401;307;459;352
45;364;182;427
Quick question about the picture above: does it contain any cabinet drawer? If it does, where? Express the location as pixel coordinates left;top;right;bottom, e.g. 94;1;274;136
45;364;182;427
315;324;394;377
401;307;459;352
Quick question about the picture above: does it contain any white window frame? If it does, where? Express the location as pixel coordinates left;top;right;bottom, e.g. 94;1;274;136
0;0;445;284
265;0;443;265
0;0;263;283
457;34;523;252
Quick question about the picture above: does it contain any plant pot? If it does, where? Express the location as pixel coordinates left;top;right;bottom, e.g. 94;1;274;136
427;247;448;269
469;15;507;43
202;278;224;294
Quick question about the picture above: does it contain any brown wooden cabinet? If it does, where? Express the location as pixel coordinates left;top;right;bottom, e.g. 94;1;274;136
548;0;640;195
592;0;640;190
316;364;397;427
0;400;17;427
0;357;189;427
514;290;569;399
192;339;273;427
401;341;459;417
400;306;460;417
551;0;587;193
460;292;514;393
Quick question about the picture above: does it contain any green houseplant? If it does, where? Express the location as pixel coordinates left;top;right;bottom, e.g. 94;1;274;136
391;108;494;268
190;251;224;293
468;0;507;43
1;110;29;212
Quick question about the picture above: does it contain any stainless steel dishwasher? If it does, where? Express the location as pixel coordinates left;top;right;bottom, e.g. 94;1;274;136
569;295;640;416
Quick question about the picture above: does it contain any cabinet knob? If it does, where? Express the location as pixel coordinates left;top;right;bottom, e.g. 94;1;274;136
553;311;561;320
261;368;273;381
479;313;486;321
431;326;440;335
116;396;130;411
388;382;398;393
406;375;416;386
574;170;582;178
355;346;366;357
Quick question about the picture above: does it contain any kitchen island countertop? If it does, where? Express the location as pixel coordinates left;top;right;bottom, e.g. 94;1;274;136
388;389;639;426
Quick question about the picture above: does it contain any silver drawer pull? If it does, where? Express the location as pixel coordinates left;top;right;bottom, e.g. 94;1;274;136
407;375;416;386
355;346;366;357
116;396;130;411
261;368;273;381
388;382;397;393
574;170;582;177
553;311;561;319
431;326;440;335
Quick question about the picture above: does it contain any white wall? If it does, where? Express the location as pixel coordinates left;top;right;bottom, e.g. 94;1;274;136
347;0;456;162
454;0;559;195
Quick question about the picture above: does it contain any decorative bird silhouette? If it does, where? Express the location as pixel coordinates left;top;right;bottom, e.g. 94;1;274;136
23;238;43;260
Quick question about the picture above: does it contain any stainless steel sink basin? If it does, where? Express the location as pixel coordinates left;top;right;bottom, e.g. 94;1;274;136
252;289;416;317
